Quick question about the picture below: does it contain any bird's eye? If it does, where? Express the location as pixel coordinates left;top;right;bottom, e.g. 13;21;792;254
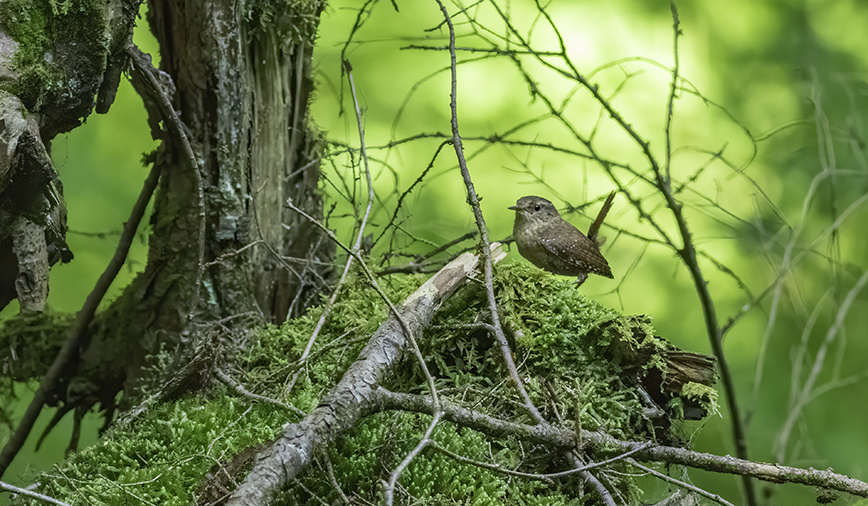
534;204;541;211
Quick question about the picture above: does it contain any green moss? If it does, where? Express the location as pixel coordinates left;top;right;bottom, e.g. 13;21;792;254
681;381;719;416
16;395;287;506
280;413;507;506
14;264;712;505
243;0;325;48
0;0;109;115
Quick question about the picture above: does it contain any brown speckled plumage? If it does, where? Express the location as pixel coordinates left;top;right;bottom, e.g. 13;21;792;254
509;196;613;285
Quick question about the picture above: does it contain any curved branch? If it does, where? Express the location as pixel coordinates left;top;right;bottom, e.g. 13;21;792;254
378;390;868;499
0;162;161;478
226;243;506;506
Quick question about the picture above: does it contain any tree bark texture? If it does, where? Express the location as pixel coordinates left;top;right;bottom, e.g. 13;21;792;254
83;0;331;407
227;243;507;506
0;0;330;427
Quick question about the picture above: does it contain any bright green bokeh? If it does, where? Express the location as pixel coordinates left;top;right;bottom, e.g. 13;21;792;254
3;1;867;504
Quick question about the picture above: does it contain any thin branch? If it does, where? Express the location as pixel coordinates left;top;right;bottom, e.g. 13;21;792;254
434;0;544;426
627;458;734;506
383;412;444;506
430;441;650;481
285;60;377;395
663;1;681;188
377;231;477;275
377;390;868;498
372;140;452;248
0;481;72;506
323;454;351;505
0;161;161;479
125;46;207;325
775;265;868;461
214;368;306;417
286;200;442;410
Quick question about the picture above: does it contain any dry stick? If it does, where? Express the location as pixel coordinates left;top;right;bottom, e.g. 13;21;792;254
0;162;161;479
378;390;868;498
323;455;351;506
626;458;734;506
430;441;651;481
0;480;72;506
214;368;305;416
434;4;616;505
285;60;377;395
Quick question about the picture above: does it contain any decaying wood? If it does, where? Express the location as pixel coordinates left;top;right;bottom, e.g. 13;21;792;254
226;243;506;506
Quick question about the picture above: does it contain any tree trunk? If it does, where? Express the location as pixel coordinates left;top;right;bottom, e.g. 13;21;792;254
45;0;330;425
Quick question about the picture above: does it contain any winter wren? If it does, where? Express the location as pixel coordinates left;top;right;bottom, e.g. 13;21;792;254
509;195;613;286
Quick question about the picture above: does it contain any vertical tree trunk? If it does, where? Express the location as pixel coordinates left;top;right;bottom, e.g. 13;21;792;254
82;0;330;409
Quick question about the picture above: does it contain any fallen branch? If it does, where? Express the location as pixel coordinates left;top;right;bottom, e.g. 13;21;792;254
226;243;506;506
377;390;868;499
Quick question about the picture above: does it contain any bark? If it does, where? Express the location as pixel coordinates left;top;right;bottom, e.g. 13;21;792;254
80;0;331;413
1;0;331;456
227;243;507;506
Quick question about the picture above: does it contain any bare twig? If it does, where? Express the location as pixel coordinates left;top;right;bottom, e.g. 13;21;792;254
430;441;650;481
377;231;477;275
383;412;444;506
627;458;734;506
285;60;377;395
663;1;681;188
0;162;161;479
377;389;868;498
285;201;442;409
323;454;351;505
214;368;306;417
373;140;452;248
434;0;544;426
0;481;72;506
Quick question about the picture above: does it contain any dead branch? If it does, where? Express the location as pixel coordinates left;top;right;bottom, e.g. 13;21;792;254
226;243;506;506
0;160;161;479
377;389;868;498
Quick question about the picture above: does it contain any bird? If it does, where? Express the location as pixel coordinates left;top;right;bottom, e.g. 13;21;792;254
509;195;614;286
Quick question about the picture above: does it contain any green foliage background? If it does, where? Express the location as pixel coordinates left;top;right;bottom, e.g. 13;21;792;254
2;0;868;504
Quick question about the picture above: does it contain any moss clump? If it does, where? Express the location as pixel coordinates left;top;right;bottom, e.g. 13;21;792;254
0;0;110;129
0;310;71;380
12;264;714;505
16;396;287;506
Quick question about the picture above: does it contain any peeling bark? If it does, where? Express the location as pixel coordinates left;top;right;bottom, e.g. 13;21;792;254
228;243;507;506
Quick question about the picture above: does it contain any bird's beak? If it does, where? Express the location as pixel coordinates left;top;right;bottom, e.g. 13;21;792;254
508;205;519;211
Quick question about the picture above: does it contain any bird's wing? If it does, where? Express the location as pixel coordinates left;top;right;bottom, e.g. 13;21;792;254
540;228;613;277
